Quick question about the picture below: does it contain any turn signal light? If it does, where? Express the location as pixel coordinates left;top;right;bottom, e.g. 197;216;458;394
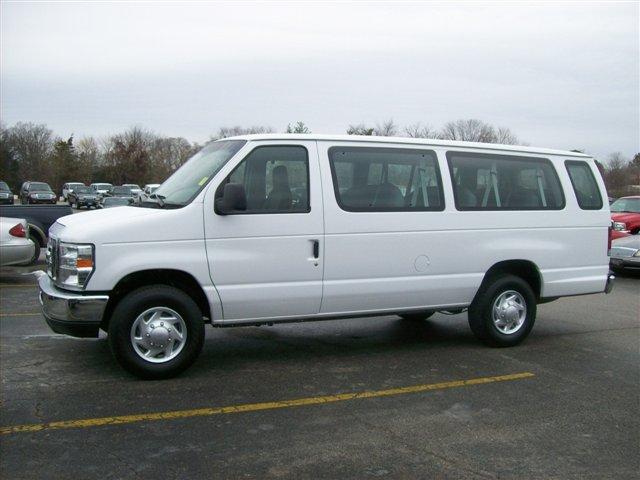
8;224;26;238
76;258;93;268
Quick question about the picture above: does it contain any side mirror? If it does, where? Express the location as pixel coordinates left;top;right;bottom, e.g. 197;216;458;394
215;183;247;215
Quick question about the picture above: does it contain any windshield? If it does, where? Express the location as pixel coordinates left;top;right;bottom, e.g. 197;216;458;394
152;140;246;206
92;184;111;190
0;182;10;192
75;186;91;194
111;186;132;194
611;197;640;213
30;183;52;192
124;184;140;189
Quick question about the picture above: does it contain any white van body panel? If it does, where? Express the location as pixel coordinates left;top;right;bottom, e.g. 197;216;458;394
202;140;324;321
51;204;224;321
314;140;609;315
48;134;611;327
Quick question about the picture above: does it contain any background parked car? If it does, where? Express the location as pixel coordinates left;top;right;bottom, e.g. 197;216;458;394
62;182;85;201
609;235;640;273
68;185;99;209
0;181;15;205
137;183;161;204
0;204;73;262
123;184;142;197
610;196;640;239
89;183;113;198
0;217;36;266
19;181;56;205
98;196;134;208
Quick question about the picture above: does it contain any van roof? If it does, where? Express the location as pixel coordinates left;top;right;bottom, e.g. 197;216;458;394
222;134;592;158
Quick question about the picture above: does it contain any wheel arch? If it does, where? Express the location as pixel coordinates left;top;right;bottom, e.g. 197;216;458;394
28;223;47;247
101;269;211;331
477;259;542;301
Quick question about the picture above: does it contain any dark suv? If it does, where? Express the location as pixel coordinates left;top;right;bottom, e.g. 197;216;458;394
68;185;99;209
0;181;14;204
19;182;57;205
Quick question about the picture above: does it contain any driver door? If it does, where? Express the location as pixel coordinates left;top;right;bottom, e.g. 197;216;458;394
204;141;324;322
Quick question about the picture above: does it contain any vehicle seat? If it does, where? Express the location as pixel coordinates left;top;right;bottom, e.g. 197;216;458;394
458;186;477;208
264;165;292;211
508;189;541;208
372;182;404;208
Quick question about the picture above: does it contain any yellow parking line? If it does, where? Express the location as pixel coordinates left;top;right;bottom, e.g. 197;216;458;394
0;372;534;435
0;312;40;317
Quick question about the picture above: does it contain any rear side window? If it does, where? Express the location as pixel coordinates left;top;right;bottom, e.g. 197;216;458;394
328;147;444;211
565;161;603;210
447;152;565;210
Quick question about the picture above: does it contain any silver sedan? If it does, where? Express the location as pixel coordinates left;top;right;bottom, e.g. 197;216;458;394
0;217;36;266
609;235;640;272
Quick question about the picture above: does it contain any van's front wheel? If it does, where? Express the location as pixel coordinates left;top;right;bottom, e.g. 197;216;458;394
108;286;205;379
468;275;536;347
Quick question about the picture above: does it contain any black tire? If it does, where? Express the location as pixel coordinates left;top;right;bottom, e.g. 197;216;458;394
468;274;536;347
399;311;435;321
108;285;205;379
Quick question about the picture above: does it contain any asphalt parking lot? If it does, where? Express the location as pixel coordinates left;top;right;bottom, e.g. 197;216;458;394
0;261;638;479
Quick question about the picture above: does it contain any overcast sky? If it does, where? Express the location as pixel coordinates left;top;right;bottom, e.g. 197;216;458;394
1;1;638;160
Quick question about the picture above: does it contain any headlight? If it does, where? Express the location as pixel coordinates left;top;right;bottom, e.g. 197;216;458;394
57;242;95;289
613;222;627;231
634;250;640;257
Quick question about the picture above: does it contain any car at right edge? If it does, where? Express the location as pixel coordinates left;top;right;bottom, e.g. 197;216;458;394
609;235;640;273
610;195;640;239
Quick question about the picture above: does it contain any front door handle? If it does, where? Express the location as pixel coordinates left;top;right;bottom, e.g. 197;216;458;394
312;240;319;259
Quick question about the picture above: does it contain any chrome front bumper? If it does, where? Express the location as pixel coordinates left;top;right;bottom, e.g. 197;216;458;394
37;273;109;337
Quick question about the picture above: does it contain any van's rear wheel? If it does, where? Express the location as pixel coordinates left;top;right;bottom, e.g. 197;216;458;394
108;285;205;379
399;311;434;321
468;275;536;347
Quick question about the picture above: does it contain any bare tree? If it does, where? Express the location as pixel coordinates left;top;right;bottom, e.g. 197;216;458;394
374;119;397;136
5;122;54;183
440;119;495;143
346;124;374;135
403;122;438;139
604;152;630;193
285;122;310;134
494;126;520;145
214;125;274;140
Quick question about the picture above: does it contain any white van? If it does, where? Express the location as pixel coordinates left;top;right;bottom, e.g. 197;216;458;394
38;134;614;378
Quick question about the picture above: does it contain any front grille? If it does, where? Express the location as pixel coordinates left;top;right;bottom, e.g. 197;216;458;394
46;237;59;279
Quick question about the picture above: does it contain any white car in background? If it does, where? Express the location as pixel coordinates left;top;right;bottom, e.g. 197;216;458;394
62;182;85;201
123;184;142;197
137;183;161;204
89;183;113;201
0;217;35;266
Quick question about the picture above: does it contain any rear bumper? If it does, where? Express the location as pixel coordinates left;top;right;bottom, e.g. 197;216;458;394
38;274;109;338
610;257;640;271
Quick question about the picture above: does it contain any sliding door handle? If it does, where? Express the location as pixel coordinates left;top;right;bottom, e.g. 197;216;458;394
312;240;319;259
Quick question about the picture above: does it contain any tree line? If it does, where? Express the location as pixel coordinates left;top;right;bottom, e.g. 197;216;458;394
0;119;637;196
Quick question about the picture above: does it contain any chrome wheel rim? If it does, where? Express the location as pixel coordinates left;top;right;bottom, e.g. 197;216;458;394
130;307;187;363
492;290;526;335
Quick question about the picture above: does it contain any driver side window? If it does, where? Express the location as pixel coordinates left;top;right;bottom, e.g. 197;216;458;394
220;145;310;214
